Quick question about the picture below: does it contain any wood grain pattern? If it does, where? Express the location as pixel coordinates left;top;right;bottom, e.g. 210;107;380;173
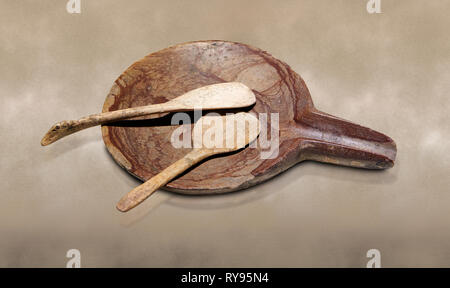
102;40;397;194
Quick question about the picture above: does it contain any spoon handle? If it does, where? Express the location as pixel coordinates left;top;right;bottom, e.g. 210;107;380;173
40;102;177;146
116;149;213;212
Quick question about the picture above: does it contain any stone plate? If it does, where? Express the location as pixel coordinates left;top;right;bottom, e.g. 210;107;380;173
102;41;396;194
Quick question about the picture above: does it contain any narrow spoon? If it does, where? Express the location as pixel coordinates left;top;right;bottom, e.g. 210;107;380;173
41;82;255;146
116;112;260;212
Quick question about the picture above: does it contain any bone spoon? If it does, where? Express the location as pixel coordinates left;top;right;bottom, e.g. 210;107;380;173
116;112;260;212
41;82;255;146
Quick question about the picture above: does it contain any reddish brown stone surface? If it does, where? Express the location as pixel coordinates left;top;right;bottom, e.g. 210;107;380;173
102;41;396;194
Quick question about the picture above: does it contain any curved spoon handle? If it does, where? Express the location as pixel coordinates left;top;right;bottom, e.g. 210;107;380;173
40;103;168;146
116;149;212;212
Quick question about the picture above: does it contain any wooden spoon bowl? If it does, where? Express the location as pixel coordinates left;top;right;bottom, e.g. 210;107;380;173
102;40;397;195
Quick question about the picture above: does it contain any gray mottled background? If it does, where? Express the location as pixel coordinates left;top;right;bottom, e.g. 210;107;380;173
0;0;449;267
